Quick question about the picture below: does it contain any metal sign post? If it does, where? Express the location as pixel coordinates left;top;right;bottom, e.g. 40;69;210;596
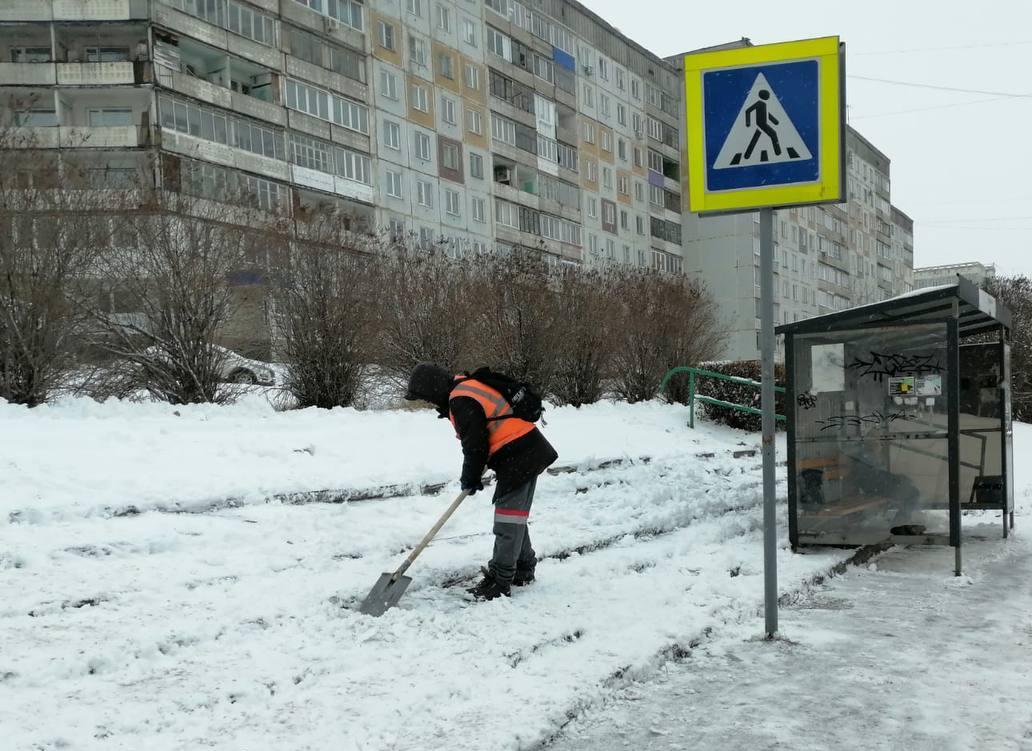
759;208;777;637
683;37;846;638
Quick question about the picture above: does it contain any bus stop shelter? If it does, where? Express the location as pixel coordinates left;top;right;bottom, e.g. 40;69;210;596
776;279;1013;574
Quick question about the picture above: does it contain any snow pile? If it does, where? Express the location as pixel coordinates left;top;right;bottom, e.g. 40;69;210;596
0;396;754;521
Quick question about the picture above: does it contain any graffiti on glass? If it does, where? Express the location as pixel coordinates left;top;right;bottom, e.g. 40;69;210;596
817;411;916;431
847;352;943;382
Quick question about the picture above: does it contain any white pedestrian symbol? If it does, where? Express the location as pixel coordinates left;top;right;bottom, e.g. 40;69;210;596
713;73;811;169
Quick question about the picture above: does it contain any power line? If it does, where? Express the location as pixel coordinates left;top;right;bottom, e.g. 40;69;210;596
848;75;1032;98
854;40;1032;56
852;96;1009;120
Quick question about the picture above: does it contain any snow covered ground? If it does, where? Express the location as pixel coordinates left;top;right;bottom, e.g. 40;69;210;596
1;399;1027;750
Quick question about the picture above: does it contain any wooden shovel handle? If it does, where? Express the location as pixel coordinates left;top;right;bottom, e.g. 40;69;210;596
392;489;471;581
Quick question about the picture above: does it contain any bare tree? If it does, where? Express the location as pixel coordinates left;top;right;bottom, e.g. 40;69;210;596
272;212;379;409
0;109;104;406
85;186;272;404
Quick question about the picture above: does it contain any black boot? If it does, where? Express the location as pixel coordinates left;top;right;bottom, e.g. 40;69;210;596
512;566;536;587
468;569;511;601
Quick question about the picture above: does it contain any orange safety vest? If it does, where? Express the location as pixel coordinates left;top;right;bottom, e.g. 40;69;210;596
449;377;535;456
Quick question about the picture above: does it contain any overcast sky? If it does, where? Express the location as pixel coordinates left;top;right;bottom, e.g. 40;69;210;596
584;0;1032;277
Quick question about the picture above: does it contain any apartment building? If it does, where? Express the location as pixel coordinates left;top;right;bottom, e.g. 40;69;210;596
675;125;916;361
914;261;996;289
0;0;684;272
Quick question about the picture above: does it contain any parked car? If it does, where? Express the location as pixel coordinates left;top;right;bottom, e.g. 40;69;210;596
137;344;276;386
216;346;276;386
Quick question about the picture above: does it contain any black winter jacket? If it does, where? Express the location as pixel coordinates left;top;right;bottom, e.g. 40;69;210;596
450;394;558;499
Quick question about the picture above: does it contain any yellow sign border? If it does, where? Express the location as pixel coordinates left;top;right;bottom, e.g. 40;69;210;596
684;36;843;214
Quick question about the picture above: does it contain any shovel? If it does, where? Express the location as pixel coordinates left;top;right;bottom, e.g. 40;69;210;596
358;489;472;616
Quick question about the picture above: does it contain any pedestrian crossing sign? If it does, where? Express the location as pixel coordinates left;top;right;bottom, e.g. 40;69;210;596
683;37;845;215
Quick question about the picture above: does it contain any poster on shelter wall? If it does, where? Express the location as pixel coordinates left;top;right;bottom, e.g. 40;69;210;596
811;344;845;393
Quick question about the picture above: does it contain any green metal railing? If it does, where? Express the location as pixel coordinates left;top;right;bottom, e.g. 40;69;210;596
659;366;786;429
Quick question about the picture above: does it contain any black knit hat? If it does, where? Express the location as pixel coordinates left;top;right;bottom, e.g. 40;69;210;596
404;363;453;411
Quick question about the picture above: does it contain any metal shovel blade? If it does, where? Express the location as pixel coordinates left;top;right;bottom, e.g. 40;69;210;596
358;573;413;617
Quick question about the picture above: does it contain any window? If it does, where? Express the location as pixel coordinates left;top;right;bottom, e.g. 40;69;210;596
631;77;641;100
436;4;450;31
87;108;133;127
463;19;477;46
582;84;594;108
469;153;483;179
441;96;456;125
438;52;454;79
463;63;480;90
289;132;332;172
617;104;627;127
600;130;612;152
14;109;56;126
583;122;596;144
466;108;482;135
408;35;427;67
599;94;610;118
442;141;459;170
495;199;518;228
487;27;512;61
537;134;559;164
386;170;403;198
378;21;395;50
533;54;554;84
636;215;645;235
411;84;429;112
380;69;399;100
446;189;461;216
648;149;663;173
647;116;662;141
472;197;486;222
286;79;329;120
10;47;51;62
406;0;422;16
587;198;598;219
85;46;129;62
491;113;516;145
327;0;363;30
332;95;368;134
415;131;432;161
417;180;433;207
585;159;598;182
620;210;629;230
383;120;401;150
616;67;625;91
335;147;371;183
634;181;644;202
558;142;578;172
617;138;627;162
602;167;612;189
617;174;630;196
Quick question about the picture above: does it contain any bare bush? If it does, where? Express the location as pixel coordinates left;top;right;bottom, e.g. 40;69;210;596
548;265;620;407
272;214;379;409
610;270;725;403
469;247;558;393
987;275;1032;422
85;187;272;405
0;115;104;406
375;237;479;385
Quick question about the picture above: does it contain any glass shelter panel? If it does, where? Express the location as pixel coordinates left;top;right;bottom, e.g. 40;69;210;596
793;324;951;544
957;343;1007;517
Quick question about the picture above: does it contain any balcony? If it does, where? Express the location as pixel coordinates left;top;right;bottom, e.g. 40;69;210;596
0;63;57;86
57;62;137;86
159;128;291;183
54;0;146;21
0;1;53;21
7;125;146;149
